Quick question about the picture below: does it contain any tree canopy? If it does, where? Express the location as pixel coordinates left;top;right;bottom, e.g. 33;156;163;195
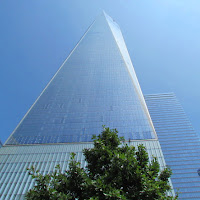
26;127;177;200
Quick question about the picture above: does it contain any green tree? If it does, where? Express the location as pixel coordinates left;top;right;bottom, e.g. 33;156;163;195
26;127;177;200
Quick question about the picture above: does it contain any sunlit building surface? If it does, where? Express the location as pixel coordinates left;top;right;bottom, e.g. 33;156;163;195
5;12;156;146
0;13;199;199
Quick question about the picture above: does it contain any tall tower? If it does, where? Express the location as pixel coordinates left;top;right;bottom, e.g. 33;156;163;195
0;12;167;199
1;12;199;199
5;12;156;146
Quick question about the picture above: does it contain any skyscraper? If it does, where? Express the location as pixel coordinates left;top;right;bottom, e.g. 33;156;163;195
0;12;199;199
145;93;200;199
5;12;156;146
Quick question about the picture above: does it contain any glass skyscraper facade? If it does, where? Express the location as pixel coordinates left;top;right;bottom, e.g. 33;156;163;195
145;93;200;199
0;12;199;199
5;12;155;145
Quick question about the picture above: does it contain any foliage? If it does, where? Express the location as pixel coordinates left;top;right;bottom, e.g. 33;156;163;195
26;127;177;199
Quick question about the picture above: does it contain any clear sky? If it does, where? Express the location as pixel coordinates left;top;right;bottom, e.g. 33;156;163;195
0;0;200;143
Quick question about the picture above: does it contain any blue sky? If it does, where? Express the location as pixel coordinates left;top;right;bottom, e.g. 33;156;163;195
0;0;200;143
